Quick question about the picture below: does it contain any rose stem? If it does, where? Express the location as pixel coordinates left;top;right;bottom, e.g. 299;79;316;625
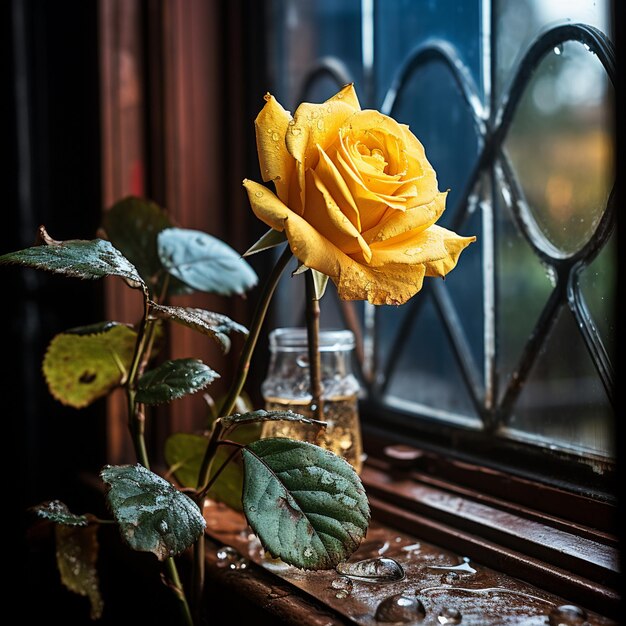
305;271;324;423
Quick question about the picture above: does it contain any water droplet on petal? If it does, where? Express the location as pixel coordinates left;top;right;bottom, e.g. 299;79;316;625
272;132;280;141
548;605;588;626
254;191;264;198
375;594;426;623
405;246;423;256
290;126;302;136
316;119;325;131
336;557;405;582
438;607;462;624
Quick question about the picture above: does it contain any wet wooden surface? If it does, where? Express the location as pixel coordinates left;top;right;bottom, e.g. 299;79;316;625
202;500;617;626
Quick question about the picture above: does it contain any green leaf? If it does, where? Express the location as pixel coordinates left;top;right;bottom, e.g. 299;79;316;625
55;524;103;619
243;228;287;257
43;322;138;408
101;197;191;295
165;424;261;512
33;500;88;527
311;269;330;300
290;266;328;299
150;303;248;353
135;358;219;405
242;438;369;570
221;409;325;430
165;433;207;489
158;228;258;295
101;464;206;560
0;228;144;288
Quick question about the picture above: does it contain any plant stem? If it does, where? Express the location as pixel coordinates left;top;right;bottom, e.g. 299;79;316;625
197;445;242;501
219;245;293;419
305;272;324;422
191;413;225;620
125;290;193;626
191;441;242;618
166;557;194;626
190;245;292;620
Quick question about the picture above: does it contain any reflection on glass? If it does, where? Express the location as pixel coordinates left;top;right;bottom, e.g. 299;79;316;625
504;41;614;254
496;0;611;96
385;296;480;424
506;308;613;457
579;232;616;362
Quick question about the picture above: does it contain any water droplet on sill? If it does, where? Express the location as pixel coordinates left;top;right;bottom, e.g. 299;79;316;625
336;557;405;582
330;577;353;599
428;557;477;575
548;605;589;625
438;607;462;624
375;594;426;623
216;545;249;570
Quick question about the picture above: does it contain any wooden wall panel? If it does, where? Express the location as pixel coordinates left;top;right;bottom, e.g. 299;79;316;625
99;0;146;463
162;0;227;435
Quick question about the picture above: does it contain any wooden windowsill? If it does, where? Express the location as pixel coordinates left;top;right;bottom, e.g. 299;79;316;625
201;463;619;626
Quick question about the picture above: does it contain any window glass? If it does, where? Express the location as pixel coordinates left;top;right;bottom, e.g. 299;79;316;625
505;307;614;457
269;0;362;108
267;0;615;468
376;0;484;103
503;41;614;255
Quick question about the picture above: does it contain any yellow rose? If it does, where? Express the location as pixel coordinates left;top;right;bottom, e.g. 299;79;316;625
243;84;475;305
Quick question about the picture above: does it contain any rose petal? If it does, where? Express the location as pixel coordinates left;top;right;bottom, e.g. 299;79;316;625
333;149;393;231
338;262;426;305
363;191;447;243
285;92;357;170
398;124;439;206
326;83;361;111
422;225;476;277
305;169;372;262
368;227;449;267
243;179;291;231
314;146;361;231
282;211;427;305
255;94;295;204
337;136;409;212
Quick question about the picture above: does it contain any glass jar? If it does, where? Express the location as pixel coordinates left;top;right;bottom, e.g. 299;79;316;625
261;327;363;473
